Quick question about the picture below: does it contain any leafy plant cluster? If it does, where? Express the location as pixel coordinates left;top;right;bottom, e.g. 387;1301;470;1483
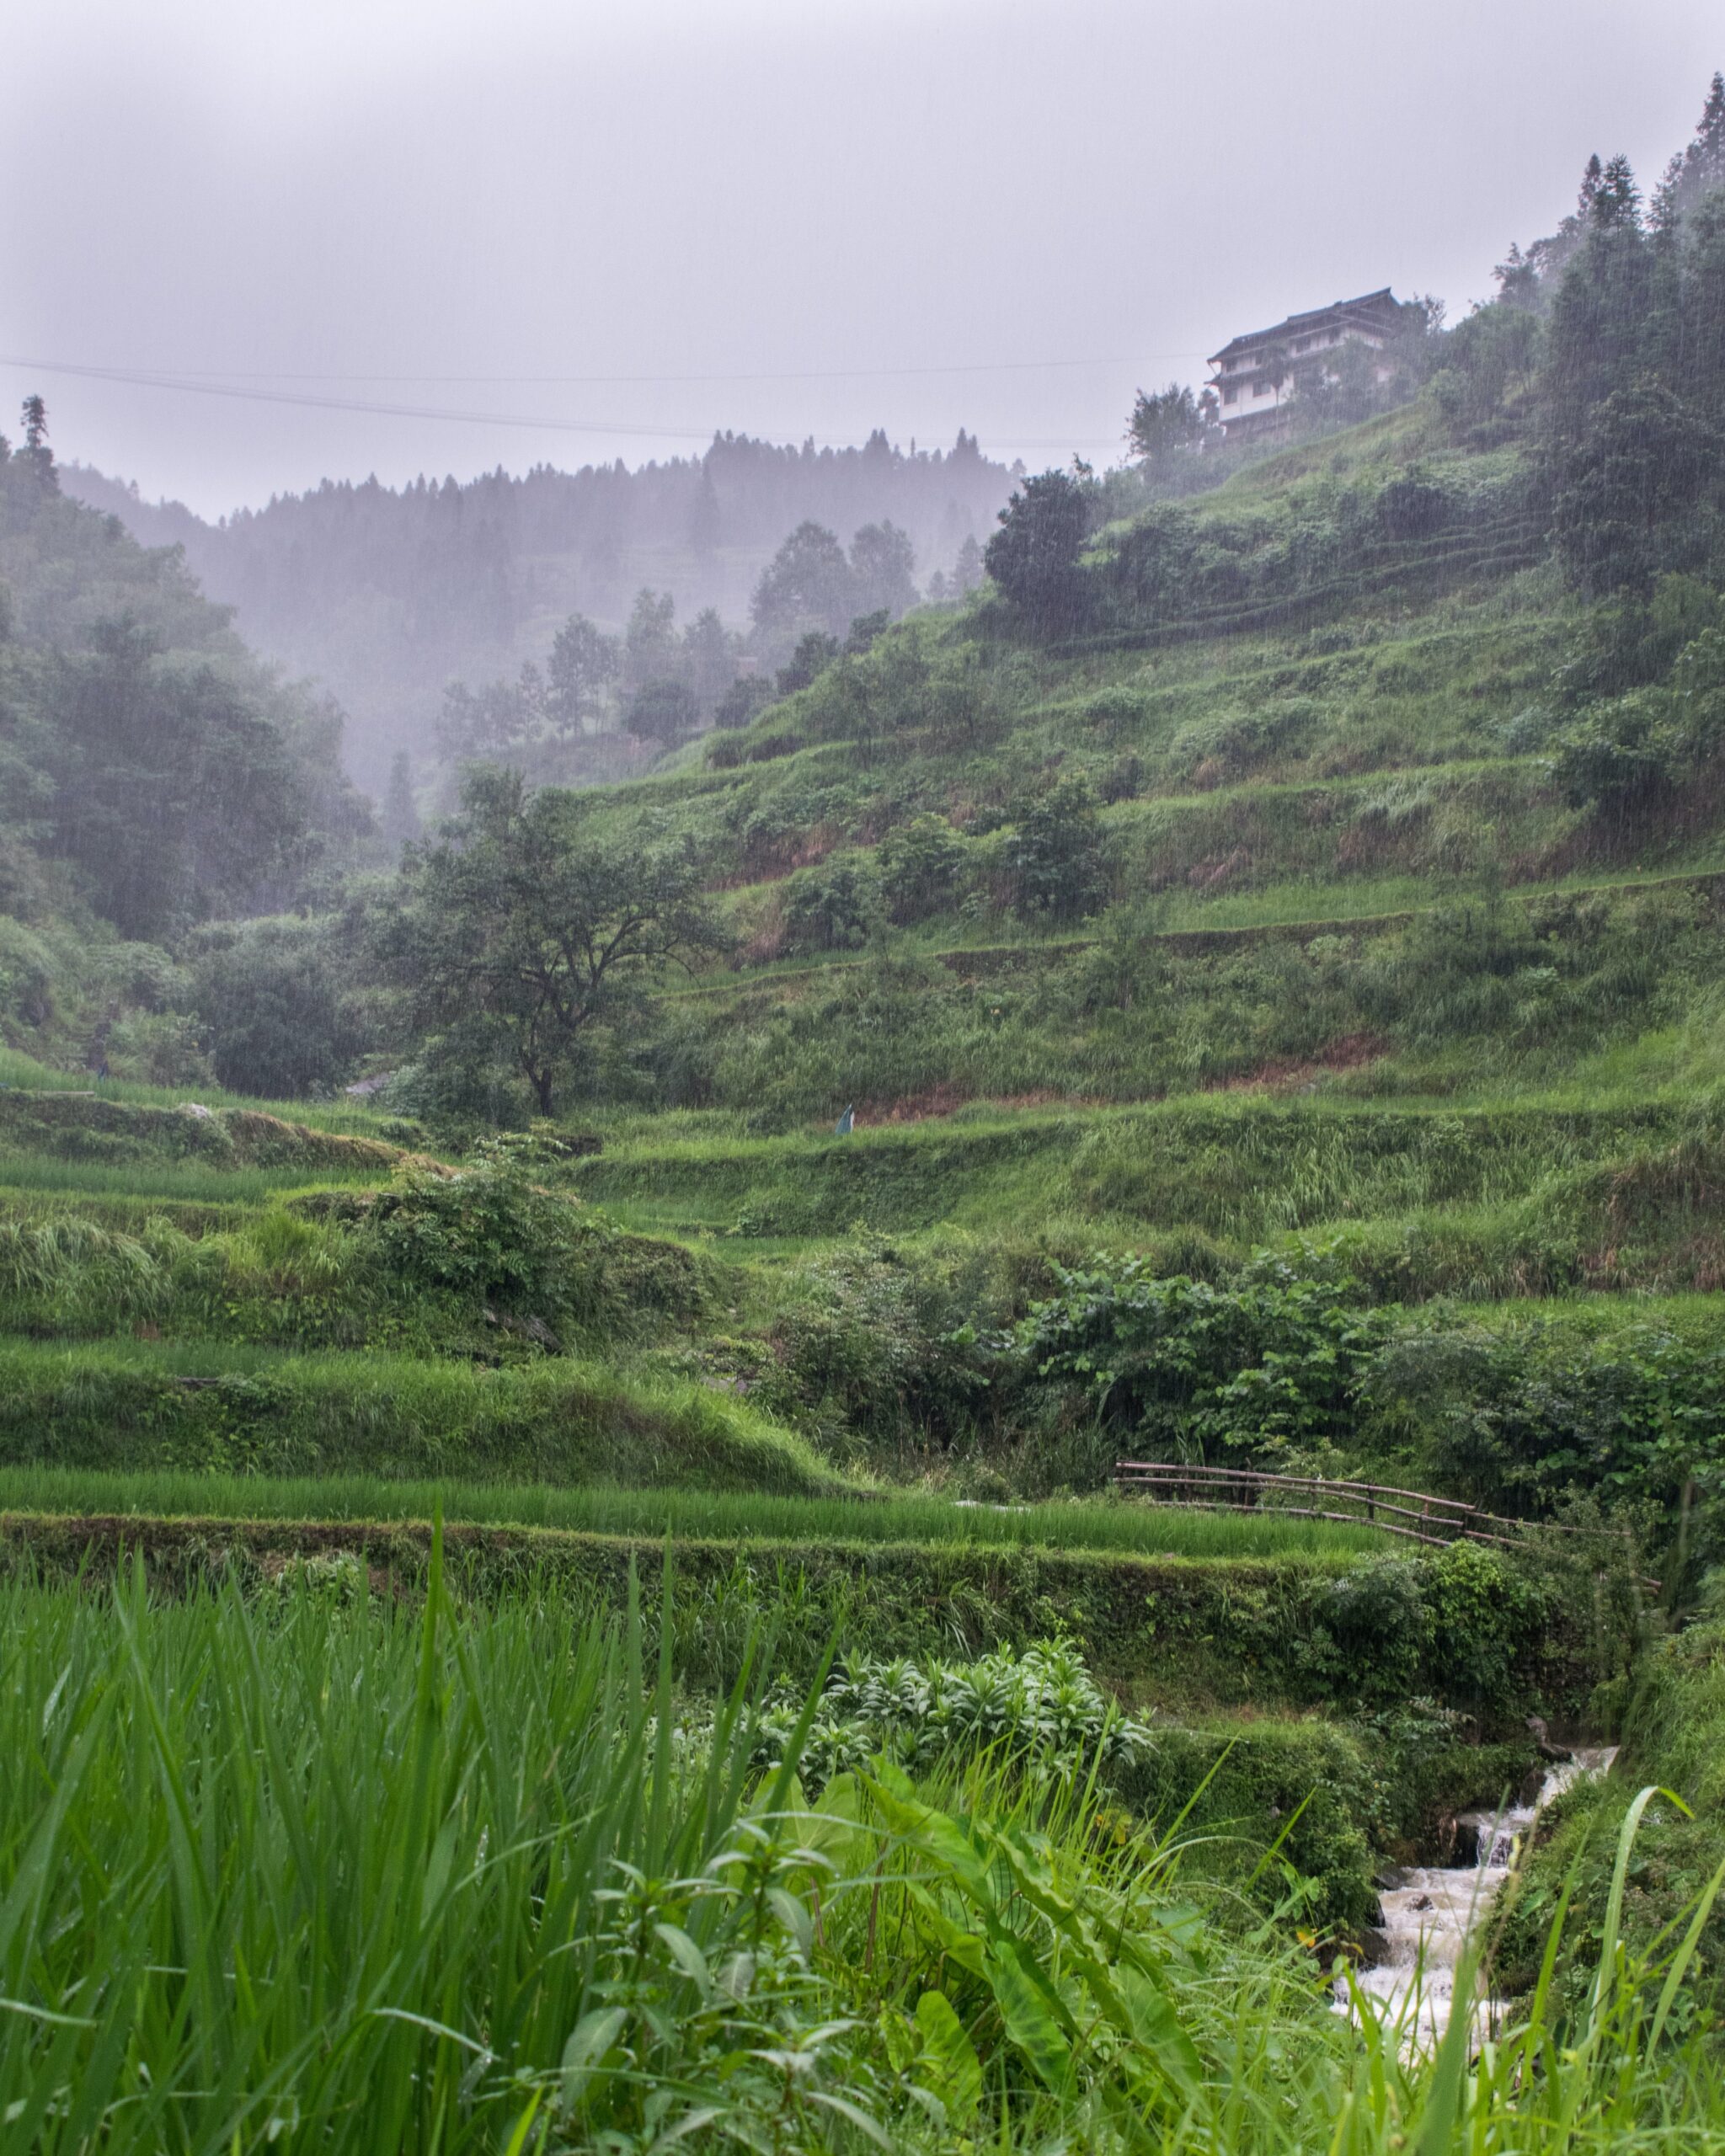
726;1220;1725;1548
1017;1256;1390;1468
750;1637;1154;1794
765;783;1111;956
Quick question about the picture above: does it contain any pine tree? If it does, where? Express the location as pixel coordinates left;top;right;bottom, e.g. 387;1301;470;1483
19;396;56;490
687;467;722;556
1653;72;1725;227
1592;154;1642;231
381;751;421;852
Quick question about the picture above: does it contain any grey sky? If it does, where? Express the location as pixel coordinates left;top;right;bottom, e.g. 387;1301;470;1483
6;0;1718;519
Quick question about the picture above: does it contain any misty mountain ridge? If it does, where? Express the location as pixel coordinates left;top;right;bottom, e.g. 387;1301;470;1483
64;428;1018;787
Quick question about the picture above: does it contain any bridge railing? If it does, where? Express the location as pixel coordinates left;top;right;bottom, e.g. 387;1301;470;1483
1111;1460;1644;1568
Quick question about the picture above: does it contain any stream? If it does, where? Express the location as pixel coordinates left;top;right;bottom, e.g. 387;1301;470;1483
1345;1745;1619;2038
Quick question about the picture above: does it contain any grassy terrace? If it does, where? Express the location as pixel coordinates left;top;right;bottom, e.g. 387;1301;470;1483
0;1337;846;1495
0;1049;392;1130
0;1152;383;1200
566;1085;1715;1247
666;858;1725;1002
0;1464;1384;1560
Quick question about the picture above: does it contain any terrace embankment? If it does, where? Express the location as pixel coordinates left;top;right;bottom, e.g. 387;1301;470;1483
0;1089;410;1175
0;1508;1625;1723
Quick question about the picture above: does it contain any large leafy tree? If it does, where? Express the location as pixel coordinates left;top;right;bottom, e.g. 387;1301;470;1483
847;520;918;619
626;677;698;745
545;613;619;737
44;619;310;938
1126;382;1220;488
984;469;1094;639
750;522;855;643
376;767;725;1114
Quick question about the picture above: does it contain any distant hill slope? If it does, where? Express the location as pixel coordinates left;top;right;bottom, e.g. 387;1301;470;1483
467;136;1725;1143
65;430;1017;786
0;432;375;1081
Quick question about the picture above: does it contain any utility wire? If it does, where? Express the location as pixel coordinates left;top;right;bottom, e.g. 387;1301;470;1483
0;356;720;441
3;350;1207;388
0;353;1167;453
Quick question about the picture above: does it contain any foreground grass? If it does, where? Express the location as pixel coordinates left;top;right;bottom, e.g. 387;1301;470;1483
0;1558;1717;2153
0;1463;1386;1561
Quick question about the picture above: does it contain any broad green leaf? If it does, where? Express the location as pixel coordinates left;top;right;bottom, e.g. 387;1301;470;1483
1112;1961;1203;2095
987;1936;1073;2092
910;1896;987;1977
915;1988;982;2126
863;1763;994;1904
560;2004;628;2111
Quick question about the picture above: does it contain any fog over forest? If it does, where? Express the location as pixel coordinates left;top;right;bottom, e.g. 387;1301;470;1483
61;432;1017;785
8;0;1719;784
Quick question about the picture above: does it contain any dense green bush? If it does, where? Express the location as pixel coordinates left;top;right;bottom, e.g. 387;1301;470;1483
877;813;970;924
1363;1315;1725;1533
755;1235;1006;1460
779;854;879;953
1017;1255;1388;1467
190;915;374;1097
1001;777;1110;921
365;1145;587;1317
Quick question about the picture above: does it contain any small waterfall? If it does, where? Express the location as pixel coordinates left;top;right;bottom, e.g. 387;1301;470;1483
1343;1746;1617;2040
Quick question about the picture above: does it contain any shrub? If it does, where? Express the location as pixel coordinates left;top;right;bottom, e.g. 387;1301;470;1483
758;1236;998;1457
1017;1253;1390;1467
1002;777;1110;922
876;814;969;924
365;1145;587;1319
780;856;879;954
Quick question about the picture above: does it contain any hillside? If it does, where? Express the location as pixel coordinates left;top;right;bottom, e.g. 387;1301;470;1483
0;424;377;1084
4;77;1725;2145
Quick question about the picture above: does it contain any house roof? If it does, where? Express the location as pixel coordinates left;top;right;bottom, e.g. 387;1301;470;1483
1208;289;1402;366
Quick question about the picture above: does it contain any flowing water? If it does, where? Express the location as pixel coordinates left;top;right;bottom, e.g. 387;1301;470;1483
1345;1746;1619;2040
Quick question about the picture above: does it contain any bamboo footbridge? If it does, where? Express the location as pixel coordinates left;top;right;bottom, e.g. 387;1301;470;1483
1111;1460;1652;1578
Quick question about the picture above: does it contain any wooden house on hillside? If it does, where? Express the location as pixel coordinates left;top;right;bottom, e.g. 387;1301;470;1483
1208;288;1407;443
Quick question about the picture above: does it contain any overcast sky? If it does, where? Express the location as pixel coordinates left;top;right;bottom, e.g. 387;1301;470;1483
4;0;1719;519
